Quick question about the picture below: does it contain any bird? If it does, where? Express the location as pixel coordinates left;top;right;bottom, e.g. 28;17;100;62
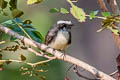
45;20;73;51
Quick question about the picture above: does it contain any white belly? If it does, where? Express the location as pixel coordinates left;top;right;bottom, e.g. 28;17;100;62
48;30;69;50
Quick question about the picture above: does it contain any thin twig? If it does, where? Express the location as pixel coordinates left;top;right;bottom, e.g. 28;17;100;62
110;70;118;76
73;66;99;80
32;59;53;67
0;41;6;45
0;59;52;67
85;15;106;20
27;48;56;59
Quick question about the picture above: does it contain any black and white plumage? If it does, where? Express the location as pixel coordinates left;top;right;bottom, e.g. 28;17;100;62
45;20;73;50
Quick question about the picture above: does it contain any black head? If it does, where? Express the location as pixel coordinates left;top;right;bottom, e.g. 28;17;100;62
57;20;73;30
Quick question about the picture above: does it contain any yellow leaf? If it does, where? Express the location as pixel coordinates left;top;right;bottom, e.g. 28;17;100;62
67;0;86;22
27;0;43;5
107;27;119;35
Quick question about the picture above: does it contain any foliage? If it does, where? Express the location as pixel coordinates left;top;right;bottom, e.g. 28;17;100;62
97;15;120;35
101;12;111;17
89;10;99;19
1;18;43;43
49;8;69;14
60;8;69;14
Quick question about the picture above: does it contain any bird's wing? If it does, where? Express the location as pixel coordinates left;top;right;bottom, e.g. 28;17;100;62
45;25;58;45
68;31;71;45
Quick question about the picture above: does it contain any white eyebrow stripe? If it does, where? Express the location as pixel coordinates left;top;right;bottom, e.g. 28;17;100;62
57;20;72;24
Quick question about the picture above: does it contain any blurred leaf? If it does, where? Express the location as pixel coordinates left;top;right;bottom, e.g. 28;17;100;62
0;61;3;71
0;0;8;9
107;26;119;35
27;0;44;5
19;54;26;61
67;0;86;22
89;10;99;19
49;8;59;13
60;8;69;14
12;9;24;18
2;11;8;16
101;12;111;17
9;0;17;10
23;20;32;24
0;54;2;60
6;60;12;65
39;76;46;80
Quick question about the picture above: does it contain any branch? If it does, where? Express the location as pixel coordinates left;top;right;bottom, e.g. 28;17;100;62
106;0;120;49
0;25;115;80
97;0;108;11
0;59;52;67
107;0;120;15
27;48;56;59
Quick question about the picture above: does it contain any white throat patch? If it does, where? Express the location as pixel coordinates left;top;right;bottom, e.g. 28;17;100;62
48;30;69;50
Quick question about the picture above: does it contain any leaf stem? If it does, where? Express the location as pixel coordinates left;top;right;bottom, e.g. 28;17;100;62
86;14;106;19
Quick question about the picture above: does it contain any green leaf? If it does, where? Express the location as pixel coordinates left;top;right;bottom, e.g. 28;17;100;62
89;10;99;19
0;0;8;9
49;8;59;13
19;54;26;61
60;8;69;14
12;9;24;18
27;0;44;5
101;12;111;17
9;0;17;10
32;31;44;43
67;0;86;22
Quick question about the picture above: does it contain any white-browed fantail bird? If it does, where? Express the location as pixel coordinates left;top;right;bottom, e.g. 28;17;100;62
45;20;73;51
